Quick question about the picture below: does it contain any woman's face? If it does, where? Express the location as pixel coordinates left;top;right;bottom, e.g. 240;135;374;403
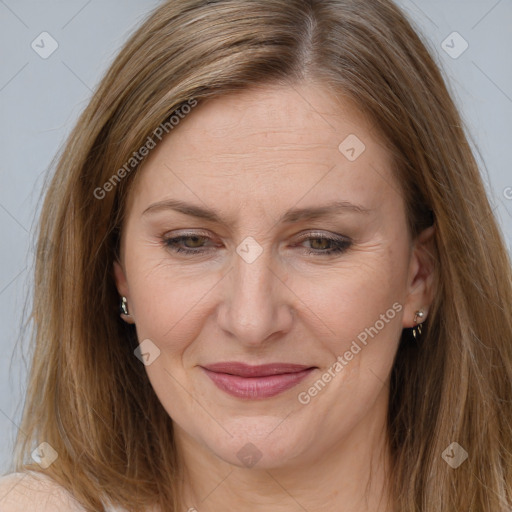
114;82;433;470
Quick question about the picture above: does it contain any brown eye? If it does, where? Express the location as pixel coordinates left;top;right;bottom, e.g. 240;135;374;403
309;238;331;250
181;236;206;248
297;233;352;256
162;234;213;254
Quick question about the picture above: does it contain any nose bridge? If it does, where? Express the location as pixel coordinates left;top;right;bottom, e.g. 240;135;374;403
219;238;291;344
235;242;272;300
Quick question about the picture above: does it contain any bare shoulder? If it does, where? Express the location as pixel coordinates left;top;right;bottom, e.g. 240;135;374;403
0;471;87;512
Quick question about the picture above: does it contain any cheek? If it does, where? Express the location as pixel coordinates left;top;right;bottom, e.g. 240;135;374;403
125;251;224;355
127;238;409;341
287;251;407;436
296;247;407;338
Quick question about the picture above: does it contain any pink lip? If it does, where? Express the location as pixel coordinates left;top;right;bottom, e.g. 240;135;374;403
200;362;316;399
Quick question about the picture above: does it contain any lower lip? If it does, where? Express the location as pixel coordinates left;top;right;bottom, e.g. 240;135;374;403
201;367;315;399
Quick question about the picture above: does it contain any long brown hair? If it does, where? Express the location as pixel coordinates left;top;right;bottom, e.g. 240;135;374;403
11;0;512;510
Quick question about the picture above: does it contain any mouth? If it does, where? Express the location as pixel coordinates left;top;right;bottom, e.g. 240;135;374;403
200;362;316;400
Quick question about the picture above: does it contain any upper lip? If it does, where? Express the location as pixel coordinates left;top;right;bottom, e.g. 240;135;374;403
201;362;314;377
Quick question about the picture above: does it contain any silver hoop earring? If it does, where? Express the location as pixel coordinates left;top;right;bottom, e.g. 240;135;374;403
120;296;129;316
412;309;425;339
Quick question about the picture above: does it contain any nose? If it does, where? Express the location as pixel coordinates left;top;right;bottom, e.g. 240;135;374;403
216;242;294;347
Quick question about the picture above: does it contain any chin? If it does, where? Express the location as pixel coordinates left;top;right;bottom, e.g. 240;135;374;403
199;416;317;470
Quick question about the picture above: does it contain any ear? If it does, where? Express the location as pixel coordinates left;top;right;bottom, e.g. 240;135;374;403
113;258;135;324
402;225;437;328
113;258;129;296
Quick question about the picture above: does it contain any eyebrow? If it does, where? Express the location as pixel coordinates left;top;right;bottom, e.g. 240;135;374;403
142;198;372;224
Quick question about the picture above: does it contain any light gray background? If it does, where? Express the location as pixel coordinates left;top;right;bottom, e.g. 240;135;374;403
0;0;511;473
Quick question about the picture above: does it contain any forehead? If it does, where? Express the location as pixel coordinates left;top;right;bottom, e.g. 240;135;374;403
169;82;376;155
126;82;399;219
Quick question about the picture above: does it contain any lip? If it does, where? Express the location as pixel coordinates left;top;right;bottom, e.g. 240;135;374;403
200;362;316;399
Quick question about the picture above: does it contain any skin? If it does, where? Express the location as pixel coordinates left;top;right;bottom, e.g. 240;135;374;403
114;81;436;512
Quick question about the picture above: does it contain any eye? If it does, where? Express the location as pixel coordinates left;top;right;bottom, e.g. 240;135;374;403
295;232;352;256
162;233;214;255
161;231;352;257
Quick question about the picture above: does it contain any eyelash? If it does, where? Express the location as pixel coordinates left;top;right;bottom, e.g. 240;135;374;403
161;232;352;257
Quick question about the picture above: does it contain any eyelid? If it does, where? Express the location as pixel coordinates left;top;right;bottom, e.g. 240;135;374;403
165;229;211;237
294;230;351;242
